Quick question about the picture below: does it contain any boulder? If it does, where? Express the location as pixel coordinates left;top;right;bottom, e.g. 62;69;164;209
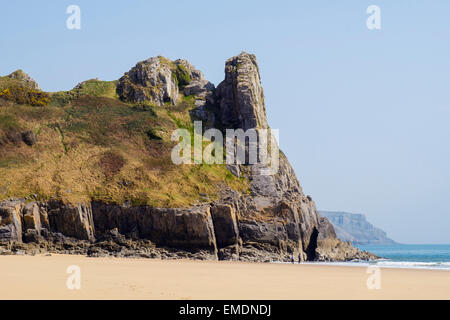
21;131;37;146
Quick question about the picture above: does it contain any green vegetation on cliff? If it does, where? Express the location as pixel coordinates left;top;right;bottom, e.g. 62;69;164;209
0;74;50;107
49;79;117;107
0;74;248;206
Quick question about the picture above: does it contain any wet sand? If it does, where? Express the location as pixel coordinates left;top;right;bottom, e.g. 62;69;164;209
0;255;449;300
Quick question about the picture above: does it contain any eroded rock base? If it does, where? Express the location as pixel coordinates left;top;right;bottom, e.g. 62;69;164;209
0;199;377;262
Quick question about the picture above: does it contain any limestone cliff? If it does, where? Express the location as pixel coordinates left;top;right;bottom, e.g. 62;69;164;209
0;52;376;262
210;52;375;261
320;211;396;245
215;53;268;130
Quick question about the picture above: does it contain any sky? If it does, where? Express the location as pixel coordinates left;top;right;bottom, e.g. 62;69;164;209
1;0;449;244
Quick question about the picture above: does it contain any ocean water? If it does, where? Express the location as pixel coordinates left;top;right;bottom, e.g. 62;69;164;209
297;244;450;270
352;244;450;270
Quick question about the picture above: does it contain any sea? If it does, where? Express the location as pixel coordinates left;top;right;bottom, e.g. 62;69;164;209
309;244;450;270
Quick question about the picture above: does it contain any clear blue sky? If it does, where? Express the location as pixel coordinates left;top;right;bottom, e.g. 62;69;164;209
1;0;449;243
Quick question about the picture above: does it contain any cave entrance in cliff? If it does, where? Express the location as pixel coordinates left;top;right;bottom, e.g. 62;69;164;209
305;227;319;261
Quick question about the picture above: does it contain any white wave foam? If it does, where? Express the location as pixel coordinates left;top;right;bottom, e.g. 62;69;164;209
373;260;450;270
294;260;450;270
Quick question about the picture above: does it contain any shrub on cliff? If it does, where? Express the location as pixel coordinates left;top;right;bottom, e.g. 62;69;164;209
0;70;48;106
173;64;192;89
0;86;50;106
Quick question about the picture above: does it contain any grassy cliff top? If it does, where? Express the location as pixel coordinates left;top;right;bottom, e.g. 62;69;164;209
0;78;248;207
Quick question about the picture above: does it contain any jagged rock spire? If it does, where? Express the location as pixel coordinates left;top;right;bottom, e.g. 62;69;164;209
216;52;269;131
214;52;350;261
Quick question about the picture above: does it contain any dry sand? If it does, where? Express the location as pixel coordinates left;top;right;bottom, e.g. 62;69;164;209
0;254;449;300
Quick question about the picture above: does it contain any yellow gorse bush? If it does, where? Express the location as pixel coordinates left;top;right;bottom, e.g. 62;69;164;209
0;85;49;106
0;88;11;99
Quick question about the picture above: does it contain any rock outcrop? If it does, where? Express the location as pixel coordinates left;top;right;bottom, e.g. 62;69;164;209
0;201;23;242
6;70;41;90
117;56;179;105
320;211;396;245
116;56;214;107
91;202;217;252
0;200;219;259
0;52;376;262
215;53;268;131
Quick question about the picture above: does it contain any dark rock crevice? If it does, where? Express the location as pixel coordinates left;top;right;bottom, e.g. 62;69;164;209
305;227;319;261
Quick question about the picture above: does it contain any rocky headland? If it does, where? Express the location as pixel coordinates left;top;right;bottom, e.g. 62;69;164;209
320;210;396;245
0;52;376;262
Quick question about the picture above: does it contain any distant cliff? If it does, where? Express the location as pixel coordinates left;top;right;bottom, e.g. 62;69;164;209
319;211;396;245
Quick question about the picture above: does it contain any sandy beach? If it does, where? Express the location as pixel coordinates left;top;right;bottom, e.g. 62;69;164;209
0;255;449;300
